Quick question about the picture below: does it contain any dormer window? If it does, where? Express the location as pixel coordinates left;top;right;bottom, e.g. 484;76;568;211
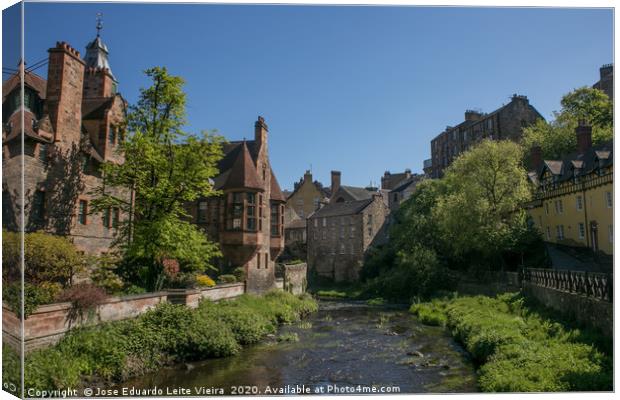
38;143;48;164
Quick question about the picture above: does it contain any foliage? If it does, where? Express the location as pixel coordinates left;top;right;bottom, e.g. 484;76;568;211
522;87;613;160
3;282;59;318
22;290;317;391
434;140;532;261
277;332;299;342
196;274;216;287
409;302;447;327
217;274;237;284
89;253;124;294
232;267;246;282
366;297;386;306
2;230;84;286
411;294;612;392
57;283;108;322
91;67;224;291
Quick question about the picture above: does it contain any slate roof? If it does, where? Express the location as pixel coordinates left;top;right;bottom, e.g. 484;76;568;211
391;177;419;193
309;198;373;218
218;141;263;191
82;97;115;119
337;185;374;201
530;141;613;184
3;69;47;101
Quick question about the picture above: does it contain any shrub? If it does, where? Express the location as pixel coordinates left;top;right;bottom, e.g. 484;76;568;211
2;231;84;286
197;300;275;344
3;282;59;318
57;283;108;322
232;267;246;282
410;303;447;327
217;274;237;284
90;254;124;294
196;274;216;287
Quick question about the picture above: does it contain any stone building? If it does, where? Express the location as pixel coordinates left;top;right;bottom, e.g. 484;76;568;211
593;64;613;100
525;122;613;256
2;31;128;254
185;117;286;293
429;94;544;178
307;193;388;282
386;175;425;211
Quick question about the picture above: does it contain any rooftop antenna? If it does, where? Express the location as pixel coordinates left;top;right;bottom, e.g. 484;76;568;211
96;13;103;37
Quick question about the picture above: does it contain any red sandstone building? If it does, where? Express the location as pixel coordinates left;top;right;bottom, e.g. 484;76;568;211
2;31;128;254
185;117;287;293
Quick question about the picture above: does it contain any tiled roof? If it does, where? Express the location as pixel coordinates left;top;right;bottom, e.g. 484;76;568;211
3;110;53;144
309;198;373;218
532;141;613;184
270;169;286;201
219;141;263;191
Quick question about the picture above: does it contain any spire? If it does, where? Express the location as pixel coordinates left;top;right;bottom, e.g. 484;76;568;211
84;12;115;80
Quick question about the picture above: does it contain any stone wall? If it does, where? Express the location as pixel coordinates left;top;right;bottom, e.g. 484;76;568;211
283;263;308;295
522;282;613;337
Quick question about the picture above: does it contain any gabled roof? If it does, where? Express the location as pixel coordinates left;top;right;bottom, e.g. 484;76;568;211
532;141;613;184
309;198;373;218
391;177;421;193
219;141;263;191
2;69;47;101
336;185;374;201
82;97;115;119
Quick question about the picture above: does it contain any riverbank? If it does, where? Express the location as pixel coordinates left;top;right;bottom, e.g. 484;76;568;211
3;290;317;393
410;292;613;392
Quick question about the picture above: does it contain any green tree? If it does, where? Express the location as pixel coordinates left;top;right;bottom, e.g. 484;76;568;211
92;67;223;290
434;140;533;268
523;87;613;160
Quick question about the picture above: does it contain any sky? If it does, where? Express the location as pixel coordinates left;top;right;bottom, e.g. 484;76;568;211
2;2;614;190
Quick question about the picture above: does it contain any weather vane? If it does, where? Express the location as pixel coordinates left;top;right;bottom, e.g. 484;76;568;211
96;13;103;37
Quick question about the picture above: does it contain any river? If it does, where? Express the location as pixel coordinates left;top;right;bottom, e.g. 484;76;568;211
121;300;478;394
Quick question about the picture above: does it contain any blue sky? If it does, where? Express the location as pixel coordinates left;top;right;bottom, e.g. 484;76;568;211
3;3;613;190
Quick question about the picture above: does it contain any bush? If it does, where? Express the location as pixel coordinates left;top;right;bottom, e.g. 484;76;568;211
90;254;124;294
2;230;84;286
217;274;237;284
196;274;216;287
3;282;59;318
57;283;108;322
410;303;447;327
232;267;246;282
197;301;275;344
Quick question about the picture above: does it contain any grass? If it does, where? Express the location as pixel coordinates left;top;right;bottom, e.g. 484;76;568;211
410;292;612;392
310;281;364;300
11;290;317;392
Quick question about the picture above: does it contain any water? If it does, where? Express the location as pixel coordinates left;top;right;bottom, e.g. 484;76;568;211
121;300;478;394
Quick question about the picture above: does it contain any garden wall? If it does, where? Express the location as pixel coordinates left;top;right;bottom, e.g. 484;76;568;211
283;263;308;295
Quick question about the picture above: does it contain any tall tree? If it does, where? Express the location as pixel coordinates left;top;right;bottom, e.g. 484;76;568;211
92;67;223;290
523;87;613;160
434;140;532;266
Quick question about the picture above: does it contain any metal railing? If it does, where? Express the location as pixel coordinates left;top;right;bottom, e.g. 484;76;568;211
523;268;613;302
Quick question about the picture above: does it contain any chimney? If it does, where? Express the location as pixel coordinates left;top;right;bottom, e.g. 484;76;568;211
46;42;85;145
576;120;592;154
303;170;312;183
254;116;268;149
464;110;483;121
600;64;613;79
331;170;341;196
530;144;543;171
405;168;412;179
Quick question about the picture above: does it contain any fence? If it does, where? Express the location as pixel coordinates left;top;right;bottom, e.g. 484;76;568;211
523;268;613;302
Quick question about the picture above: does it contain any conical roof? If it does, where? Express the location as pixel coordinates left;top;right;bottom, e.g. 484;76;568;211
84;36;115;80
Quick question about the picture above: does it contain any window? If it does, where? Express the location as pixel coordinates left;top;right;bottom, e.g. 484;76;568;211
605;192;612;208
578;223;585;240
554;200;563;214
108;126;116;145
259;194;264;231
350;225;355;238
247;193;256;231
322;217;327;227
322;230;327;240
112;208;120;228
32;190;45;223
198;201;208;222
257;253;261;269
545;203;549;215
609;225;613;243
546;226;551;240
38;143;47;163
556;225;564;240
102;207;111;228
313;197;320;209
270;202;280;236
576;195;583;211
314;219;318;227
340;226;345;239
227;192;243;230
78;200;88;225
340;243;345;254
